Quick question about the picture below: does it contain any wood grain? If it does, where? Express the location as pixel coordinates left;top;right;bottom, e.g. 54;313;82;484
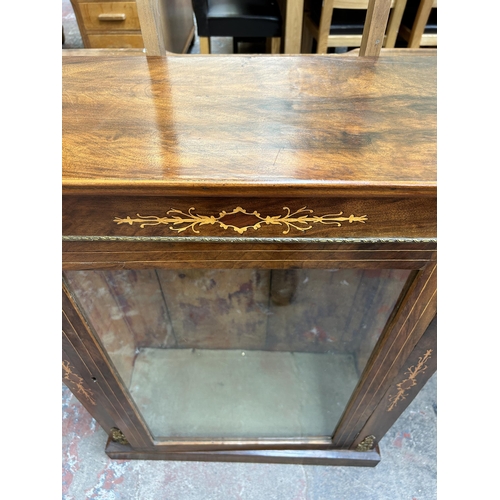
62;195;436;240
62;48;146;56
63;283;155;448
64;270;137;387
62;239;436;271
87;33;144;48
265;269;409;365
283;0;305;53
105;439;381;464
351;314;436;448
79;2;141;31
331;260;436;448
341;48;436;56
156;269;270;349
384;0;406;47
407;0;434;48
135;0;165;55
101;269;176;348
63;335;117;434
62;49;436;461
359;0;392;56
62;55;436;198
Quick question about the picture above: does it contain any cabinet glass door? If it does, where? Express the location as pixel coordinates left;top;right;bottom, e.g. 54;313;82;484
64;268;410;440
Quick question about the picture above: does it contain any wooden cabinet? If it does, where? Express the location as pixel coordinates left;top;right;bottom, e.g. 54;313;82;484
62;54;436;466
70;0;195;52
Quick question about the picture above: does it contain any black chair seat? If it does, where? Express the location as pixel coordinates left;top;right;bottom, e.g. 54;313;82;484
205;0;282;37
308;2;368;36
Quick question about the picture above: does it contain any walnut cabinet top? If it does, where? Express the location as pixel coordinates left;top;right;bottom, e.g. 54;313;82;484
62;55;436;199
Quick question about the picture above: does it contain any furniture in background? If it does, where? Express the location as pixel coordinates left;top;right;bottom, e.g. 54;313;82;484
69;0;195;53
301;0;405;53
397;0;436;48
191;0;282;54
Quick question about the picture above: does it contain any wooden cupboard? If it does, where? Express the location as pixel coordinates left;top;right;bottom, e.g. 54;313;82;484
62;53;436;466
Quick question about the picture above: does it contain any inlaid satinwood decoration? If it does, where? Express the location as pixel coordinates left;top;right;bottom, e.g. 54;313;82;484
387;349;433;411
114;206;368;235
62;360;96;405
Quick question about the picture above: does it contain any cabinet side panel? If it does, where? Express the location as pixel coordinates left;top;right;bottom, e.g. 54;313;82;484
352;315;437;448
331;261;437;448
63;282;155;448
63;332;116;434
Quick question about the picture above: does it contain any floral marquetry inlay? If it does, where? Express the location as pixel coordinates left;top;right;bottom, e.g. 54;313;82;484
114;206;367;235
387;349;433;411
62;360;96;405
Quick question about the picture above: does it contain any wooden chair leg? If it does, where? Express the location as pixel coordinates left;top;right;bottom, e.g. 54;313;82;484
270;37;281;54
316;36;329;54
408;0;433;48
316;0;334;54
199;37;211;54
385;0;407;48
301;21;313;53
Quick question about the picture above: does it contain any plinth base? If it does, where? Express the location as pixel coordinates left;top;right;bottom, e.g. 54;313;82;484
105;439;381;466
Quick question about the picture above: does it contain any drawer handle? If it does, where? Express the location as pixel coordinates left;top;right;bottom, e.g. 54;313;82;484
98;13;126;21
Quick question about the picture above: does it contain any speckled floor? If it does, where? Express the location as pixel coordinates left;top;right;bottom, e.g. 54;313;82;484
62;373;436;500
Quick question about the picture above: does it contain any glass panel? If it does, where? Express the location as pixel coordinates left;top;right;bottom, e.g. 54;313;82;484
64;268;410;439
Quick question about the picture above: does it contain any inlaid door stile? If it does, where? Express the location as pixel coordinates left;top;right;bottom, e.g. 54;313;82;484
63;334;117;434
63;281;155;449
331;260;437;449
351;315;437;448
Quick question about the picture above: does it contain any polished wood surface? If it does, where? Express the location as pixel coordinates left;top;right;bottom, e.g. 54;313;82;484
62;240;436;272
86;33;144;48
62;55;436;198
352;314;436;449
62;48;146;56
105;439;381;465
62;194;436;239
331;260;436;448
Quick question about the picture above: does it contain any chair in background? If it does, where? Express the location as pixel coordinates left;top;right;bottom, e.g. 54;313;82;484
397;0;437;48
191;0;282;54
301;0;405;54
